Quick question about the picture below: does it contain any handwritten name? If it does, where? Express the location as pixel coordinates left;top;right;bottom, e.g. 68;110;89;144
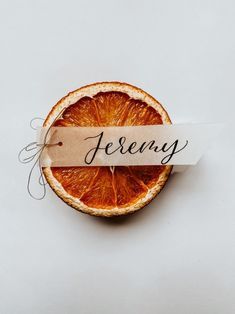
84;132;188;165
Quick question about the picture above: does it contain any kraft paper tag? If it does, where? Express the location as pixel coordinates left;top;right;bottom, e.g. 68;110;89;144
38;124;222;169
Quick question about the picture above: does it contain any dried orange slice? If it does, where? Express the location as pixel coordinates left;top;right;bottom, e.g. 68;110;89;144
43;82;172;217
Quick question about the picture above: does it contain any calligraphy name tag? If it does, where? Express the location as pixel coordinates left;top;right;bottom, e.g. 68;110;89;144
38;124;222;167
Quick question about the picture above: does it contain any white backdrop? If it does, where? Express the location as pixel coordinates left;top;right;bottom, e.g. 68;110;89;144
0;1;234;313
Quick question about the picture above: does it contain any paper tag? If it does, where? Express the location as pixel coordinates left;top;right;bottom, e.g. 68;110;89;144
38;124;222;167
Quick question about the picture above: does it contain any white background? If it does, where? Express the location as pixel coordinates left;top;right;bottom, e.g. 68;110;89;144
0;1;235;313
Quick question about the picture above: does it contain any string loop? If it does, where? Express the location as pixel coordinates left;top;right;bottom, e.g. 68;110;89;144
18;109;65;200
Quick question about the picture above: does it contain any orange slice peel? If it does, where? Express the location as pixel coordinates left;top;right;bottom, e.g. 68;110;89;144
43;82;172;217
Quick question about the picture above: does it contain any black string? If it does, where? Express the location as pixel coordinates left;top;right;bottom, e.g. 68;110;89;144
18;109;66;200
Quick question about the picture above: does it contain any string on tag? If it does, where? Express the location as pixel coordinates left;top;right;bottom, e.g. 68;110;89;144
18;111;65;200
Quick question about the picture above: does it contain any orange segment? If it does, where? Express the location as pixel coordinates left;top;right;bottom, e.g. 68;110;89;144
93;92;130;126
43;82;172;217
123;99;163;126
62;97;99;126
129;166;166;188
80;167;116;209
52;167;99;198
114;167;147;208
53;119;72;127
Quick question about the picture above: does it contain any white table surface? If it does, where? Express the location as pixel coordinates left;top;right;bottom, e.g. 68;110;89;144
0;1;234;313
